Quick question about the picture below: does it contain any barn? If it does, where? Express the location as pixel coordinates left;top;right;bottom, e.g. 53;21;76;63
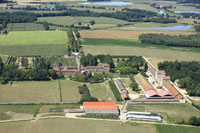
83;102;119;116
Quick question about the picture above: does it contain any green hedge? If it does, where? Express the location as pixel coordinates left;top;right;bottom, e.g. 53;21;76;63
109;80;123;101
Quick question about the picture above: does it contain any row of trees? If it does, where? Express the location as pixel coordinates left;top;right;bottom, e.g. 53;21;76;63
180;13;200;19
139;33;200;48
158;61;200;96
72;73;104;83
67;28;81;54
164;0;200;4
78;85;98;103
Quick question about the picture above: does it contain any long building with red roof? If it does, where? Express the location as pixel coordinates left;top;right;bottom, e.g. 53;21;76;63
83;102;119;116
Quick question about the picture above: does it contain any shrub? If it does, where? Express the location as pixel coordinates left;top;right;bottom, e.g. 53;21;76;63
109;80;123;101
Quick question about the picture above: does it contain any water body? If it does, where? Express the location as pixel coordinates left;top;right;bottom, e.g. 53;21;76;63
80;2;133;6
174;11;200;14
127;25;192;31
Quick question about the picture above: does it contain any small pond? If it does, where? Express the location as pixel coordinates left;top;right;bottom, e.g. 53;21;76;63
80;2;133;6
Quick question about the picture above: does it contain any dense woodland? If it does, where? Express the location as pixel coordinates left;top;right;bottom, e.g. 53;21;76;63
139;33;200;48
164;0;200;4
158;61;200;96
67;28;81;54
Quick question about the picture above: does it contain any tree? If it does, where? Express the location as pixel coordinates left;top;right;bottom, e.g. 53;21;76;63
130;82;139;92
90;73;104;83
188;116;200;126
80;54;97;67
0;57;4;75
49;69;58;79
90;20;95;25
43;21;49;30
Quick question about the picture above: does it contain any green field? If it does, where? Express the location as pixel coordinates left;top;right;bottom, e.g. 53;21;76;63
127;103;200;123
6;23;45;31
0;117;199;133
37;16;129;26
83;45;200;62
0;31;68;56
87;81;116;101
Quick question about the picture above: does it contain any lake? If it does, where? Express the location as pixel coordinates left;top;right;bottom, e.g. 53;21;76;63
174;11;200;14
80;2;133;6
124;25;192;31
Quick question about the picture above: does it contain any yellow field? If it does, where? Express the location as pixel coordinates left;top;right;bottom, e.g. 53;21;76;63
80;30;194;40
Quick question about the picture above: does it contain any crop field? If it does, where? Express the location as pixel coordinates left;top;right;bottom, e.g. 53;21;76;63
0;31;68;56
6;23;45;31
83;45;200;62
87;81;116;101
127;103;200;123
37;16;129;26
80;30;194;40
0;117;199;133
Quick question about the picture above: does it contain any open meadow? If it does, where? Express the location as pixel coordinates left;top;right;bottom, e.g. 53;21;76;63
0;31;68;56
87;81;116;101
83;45;200;62
127;103;200;123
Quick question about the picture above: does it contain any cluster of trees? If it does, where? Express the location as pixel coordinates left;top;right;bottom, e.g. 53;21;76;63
95;55;114;68
67;28;81;54
72;73;104;83
80;54;98;67
0;57;63;84
139;33;200;48
78;85;98;103
194;25;200;32
0;12;37;28
150;18;177;23
158;61;200;96
116;56;146;74
188;116;200;126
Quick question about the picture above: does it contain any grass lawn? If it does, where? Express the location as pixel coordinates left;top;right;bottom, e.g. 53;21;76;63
37;16;129;26
0;81;60;103
60;80;82;102
6;23;45;31
120;79;132;88
127;103;200;123
87;81;116;101
83;45;200;62
0;31;68;56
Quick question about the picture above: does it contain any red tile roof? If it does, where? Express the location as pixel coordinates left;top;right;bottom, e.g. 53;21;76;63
163;83;181;98
83;102;118;110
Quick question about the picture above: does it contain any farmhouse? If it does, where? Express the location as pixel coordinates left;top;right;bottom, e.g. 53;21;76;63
83;102;119;116
83;64;110;73
53;64;81;76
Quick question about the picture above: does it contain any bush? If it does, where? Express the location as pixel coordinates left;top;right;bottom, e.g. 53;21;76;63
78;86;98;103
109;80;123;101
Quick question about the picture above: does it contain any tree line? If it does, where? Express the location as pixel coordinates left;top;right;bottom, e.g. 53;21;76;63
164;0;200;4
139;33;200;48
158;61;200;96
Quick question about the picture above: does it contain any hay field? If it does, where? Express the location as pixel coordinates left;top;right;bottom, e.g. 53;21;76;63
37;16;129;26
83;45;200;62
0;31;68;56
127;103;200;123
80;30;194;40
87;81;116;101
0;81;60;103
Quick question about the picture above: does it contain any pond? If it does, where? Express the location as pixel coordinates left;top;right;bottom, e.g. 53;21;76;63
174;11;200;14
125;25;192;31
80;2;133;6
